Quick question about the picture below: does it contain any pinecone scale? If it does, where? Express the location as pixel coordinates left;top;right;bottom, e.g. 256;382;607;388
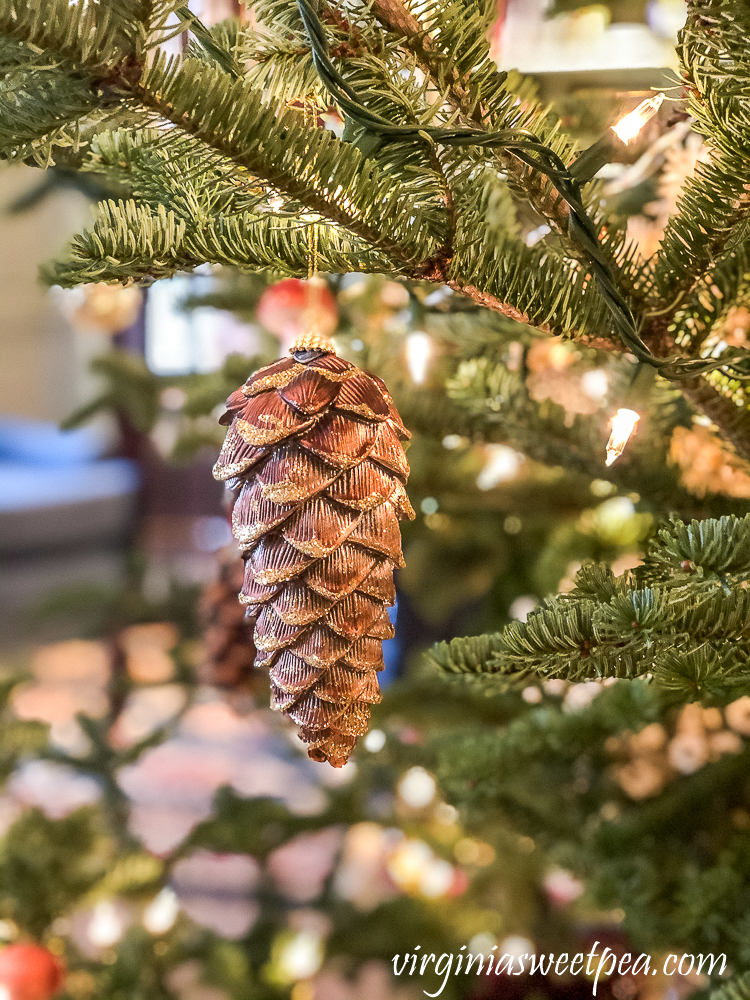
214;347;414;766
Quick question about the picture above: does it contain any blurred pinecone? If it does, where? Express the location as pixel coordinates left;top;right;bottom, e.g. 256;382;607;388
198;552;258;691
213;346;414;766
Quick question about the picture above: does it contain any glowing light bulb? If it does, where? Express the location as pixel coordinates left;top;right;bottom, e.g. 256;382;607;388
384;837;457;898
143;887;179;934
405;331;433;384
364;729;386;752
397;766;436;808
500;935;536;959
277;931;324;982
267;191;284;211
476;444;522;490
419;858;454;898
605;408;640;466
611;93;665;144
470;933;497;956
88;901;124;948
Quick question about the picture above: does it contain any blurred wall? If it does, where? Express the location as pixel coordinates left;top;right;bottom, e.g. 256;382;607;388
0;165;95;422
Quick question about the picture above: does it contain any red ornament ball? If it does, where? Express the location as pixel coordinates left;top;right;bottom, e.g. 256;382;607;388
0;944;64;1000
256;278;338;352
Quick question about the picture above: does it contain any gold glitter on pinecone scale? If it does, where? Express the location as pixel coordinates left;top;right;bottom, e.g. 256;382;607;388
213;347;415;767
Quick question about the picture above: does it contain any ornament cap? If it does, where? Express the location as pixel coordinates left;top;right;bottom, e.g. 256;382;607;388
290;332;336;354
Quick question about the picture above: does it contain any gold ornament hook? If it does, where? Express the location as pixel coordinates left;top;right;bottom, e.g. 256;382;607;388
287;95;333;356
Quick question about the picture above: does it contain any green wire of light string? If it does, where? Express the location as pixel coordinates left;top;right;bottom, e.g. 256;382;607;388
295;0;750;384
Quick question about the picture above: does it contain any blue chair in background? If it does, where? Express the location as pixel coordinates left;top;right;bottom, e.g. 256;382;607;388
0;417;140;644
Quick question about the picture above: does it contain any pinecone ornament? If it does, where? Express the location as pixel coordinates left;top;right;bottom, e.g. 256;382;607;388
198;552;258;690
213;339;414;767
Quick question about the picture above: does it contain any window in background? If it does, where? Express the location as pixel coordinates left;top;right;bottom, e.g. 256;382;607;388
144;275;258;376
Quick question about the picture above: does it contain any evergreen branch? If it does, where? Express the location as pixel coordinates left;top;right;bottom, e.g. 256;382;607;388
47;200;195;285
446;229;609;340
676;376;750;464
430;515;750;696
49;188;392;283
678;0;750;152
651;642;750;700
710;973;750;1000
86;0;186;60
0;56;103;164
429;632;507;675
243;47;324;106
435;684;750;963
129;54;443;268
500;597;648;680
1;3;446;272
434;682;666;839
653;148;750;302
443;282;536;324
0;0;129;73
86;128;267;219
669;245;750;356
646;513;750;578
299;0;750;382
174;4;243;79
369;0;497;117
1;0;749;453
369;0;572;232
655;0;750;300
184;213;392;276
402;355;740;518
241;1;326;102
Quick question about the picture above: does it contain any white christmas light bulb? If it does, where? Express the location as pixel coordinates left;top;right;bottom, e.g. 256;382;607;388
477;444;522;490
398;766;437;808
612;93;665;145
88;901;124;947
605;408;640;466
405;331;433;384
419;858;454;898
143;887;180;934
277;931;324;982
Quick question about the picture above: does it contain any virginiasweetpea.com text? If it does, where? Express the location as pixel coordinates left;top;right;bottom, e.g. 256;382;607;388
392;941;727;997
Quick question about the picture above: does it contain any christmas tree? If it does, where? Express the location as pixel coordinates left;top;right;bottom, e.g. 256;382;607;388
2;0;750;998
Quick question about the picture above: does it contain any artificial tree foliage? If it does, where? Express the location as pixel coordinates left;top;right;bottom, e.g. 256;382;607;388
433;676;750;973
431;514;750;698
1;0;749;452
429;513;750;984
3;0;750;996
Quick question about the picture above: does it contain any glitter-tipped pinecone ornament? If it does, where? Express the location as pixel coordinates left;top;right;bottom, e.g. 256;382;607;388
213;337;414;766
